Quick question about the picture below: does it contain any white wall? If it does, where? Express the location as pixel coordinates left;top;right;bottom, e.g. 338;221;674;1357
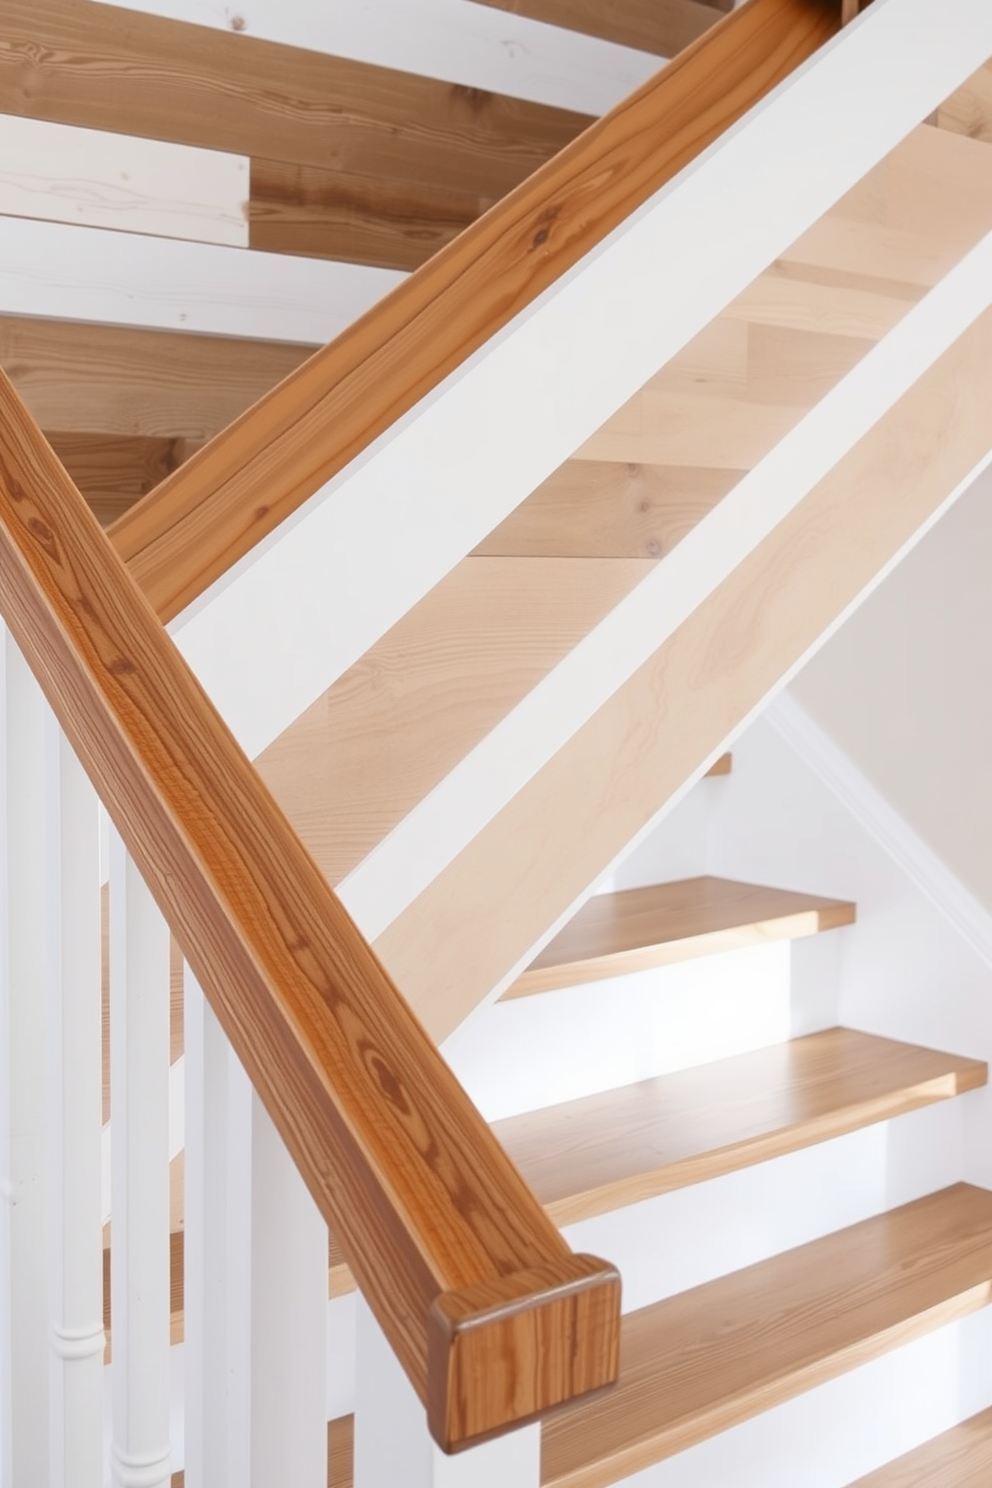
790;462;992;915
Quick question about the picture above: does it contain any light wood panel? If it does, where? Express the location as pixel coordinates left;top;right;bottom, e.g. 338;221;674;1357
542;1185;992;1488
327;1028;987;1295
258;557;653;887
374;305;992;1040
937;60;992;146
47;433;195;527
0;1;585;200
503;877;856;998
0;372;620;1447
328;1416;354;1488
249;157;493;274
471;0;726;56
850;1407;992;1487
472;463;740;559
0;317;312;441
103;0;839;622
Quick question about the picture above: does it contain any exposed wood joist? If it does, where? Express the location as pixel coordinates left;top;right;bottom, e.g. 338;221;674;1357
0;1;589;213
470;0;729;57
0;315;313;441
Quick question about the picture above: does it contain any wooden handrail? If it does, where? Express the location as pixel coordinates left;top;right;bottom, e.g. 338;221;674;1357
0;373;621;1450
108;0;840;622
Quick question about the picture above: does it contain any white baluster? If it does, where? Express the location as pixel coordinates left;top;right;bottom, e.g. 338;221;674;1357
108;835;171;1488
184;971;251;1488
45;714;104;1487
250;1094;327;1488
0;633;52;1484
354;1296;541;1488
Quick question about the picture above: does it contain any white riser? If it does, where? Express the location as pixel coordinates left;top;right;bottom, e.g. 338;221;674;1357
616;1305;992;1488
443;942;798;1121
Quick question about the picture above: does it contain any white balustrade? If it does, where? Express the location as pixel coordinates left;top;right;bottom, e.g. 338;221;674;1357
108;835;172;1488
45;712;104;1487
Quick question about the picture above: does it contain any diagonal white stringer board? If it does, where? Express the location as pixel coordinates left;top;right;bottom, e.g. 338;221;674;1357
83;0;664;114
170;0;992;769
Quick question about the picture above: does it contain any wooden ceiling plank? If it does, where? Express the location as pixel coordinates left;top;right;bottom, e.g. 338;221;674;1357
0;0;589;200
0;113;249;246
0;315;313;441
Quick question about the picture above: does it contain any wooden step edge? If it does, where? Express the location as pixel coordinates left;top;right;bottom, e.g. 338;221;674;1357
541;1185;992;1488
705;752;732;776
848;1404;992;1486
503;879;857;1001
325;1031;986;1297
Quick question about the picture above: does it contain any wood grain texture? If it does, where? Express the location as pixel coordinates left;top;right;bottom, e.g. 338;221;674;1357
249;157;494;274
257;557;653;887
472;463;740;559
503;877;856;998
470;0;725;56
0;375;619;1446
850;1407;992;1487
542;1185;992;1488
937;60;992;147
47;432;194;527
328;1415;354;1488
327;1028;988;1295
374;306;992;1040
0;317;312;441
104;0;839;622
0;0;584;199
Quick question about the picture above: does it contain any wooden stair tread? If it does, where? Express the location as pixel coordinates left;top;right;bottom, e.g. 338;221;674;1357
541;1185;992;1488
495;1029;986;1227
504;876;857;999
327;1029;985;1290
850;1406;992;1486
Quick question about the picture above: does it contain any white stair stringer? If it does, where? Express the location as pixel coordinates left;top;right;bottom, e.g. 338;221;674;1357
171;0;992;764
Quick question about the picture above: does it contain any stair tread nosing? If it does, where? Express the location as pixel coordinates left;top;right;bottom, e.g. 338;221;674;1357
849;1405;992;1486
541;1184;992;1488
503;876;857;999
327;1030;986;1290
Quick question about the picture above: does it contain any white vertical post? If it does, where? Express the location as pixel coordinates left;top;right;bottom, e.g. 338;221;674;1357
353;1297;541;1488
46;714;104;1487
184;970;251;1488
250;1094;327;1488
109;834;172;1488
0;634;51;1485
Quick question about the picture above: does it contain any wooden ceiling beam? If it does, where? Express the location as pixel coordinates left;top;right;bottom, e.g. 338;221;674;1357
0;0;589;205
471;0;727;58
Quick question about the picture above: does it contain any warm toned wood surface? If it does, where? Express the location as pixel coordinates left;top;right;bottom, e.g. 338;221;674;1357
47;432;195;528
327;1028;988;1295
706;752;732;776
249;157;494;274
328;1415;355;1488
0;317;312;442
104;0;839;622
258;556;653;886
472;0;725;56
542;1185;992;1488
504;877;856;998
473;462;740;559
0;376;619;1445
938;60;992;147
850;1407;992;1487
498;1029;986;1225
375;305;992;1041
0;1;584;203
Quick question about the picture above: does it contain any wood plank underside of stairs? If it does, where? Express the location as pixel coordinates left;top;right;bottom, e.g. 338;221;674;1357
504;876;856;998
327;1028;986;1294
542;1185;992;1488
850;1405;992;1486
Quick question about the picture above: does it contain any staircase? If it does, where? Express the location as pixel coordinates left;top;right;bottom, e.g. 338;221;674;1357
3;1;992;1485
